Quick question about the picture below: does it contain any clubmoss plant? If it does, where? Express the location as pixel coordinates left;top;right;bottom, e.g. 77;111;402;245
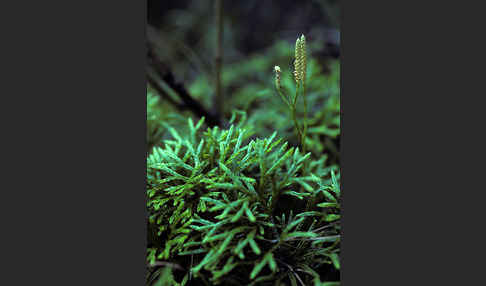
147;33;339;286
147;113;340;285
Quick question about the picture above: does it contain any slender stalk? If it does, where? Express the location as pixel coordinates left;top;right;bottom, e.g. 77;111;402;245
290;105;303;145
301;83;309;192
302;84;312;211
276;88;290;108
302;85;308;154
214;0;224;116
291;84;304;147
276;86;302;146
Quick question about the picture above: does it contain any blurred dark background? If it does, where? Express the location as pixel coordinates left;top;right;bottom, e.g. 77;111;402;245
148;0;340;55
147;0;340;85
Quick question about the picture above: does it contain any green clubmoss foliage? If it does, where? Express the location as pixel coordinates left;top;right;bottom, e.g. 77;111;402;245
147;117;340;286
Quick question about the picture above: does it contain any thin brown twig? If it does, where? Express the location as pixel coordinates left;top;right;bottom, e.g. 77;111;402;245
147;26;221;126
147;72;183;109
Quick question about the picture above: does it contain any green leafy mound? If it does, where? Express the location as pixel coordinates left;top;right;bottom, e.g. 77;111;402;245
147;117;340;286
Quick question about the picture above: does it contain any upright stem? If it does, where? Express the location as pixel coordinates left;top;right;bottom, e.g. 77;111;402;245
214;0;224;117
293;84;307;154
302;85;308;154
302;83;312;213
277;87;302;148
290;105;303;145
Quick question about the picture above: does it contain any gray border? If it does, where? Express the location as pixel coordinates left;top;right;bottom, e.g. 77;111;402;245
3;0;147;284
